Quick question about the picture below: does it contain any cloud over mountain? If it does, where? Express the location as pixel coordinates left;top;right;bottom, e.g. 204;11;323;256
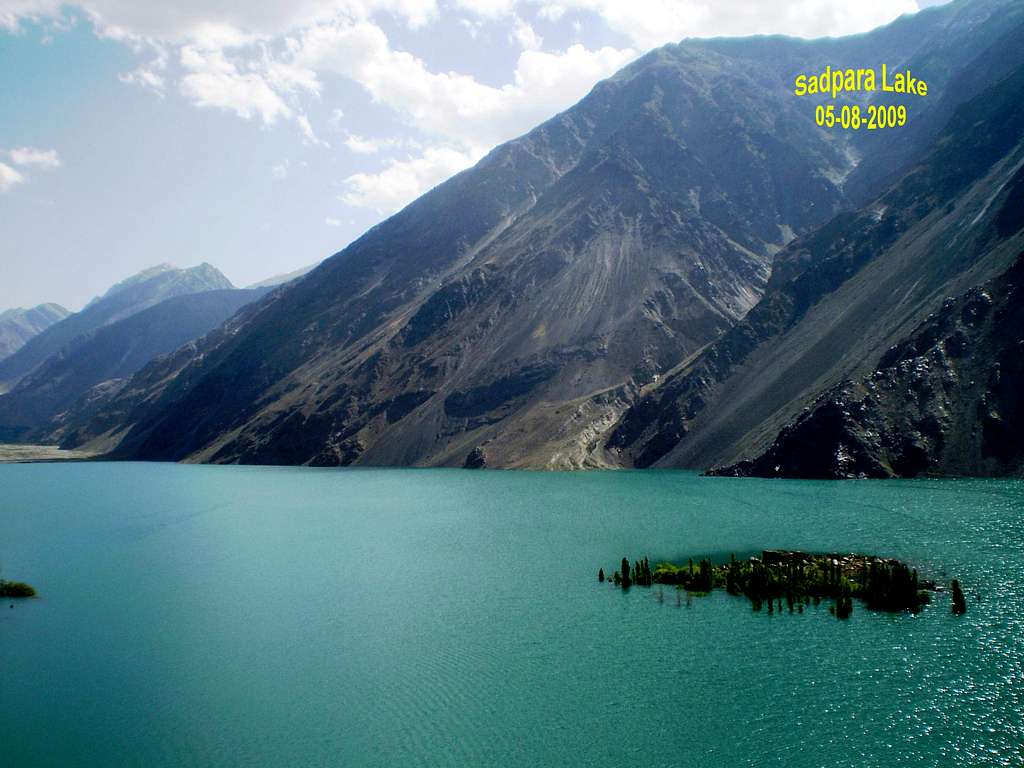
0;0;920;214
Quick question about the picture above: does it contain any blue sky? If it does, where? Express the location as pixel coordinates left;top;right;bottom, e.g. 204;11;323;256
0;0;945;311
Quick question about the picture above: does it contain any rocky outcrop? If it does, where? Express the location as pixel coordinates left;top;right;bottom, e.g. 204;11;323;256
711;252;1024;478
463;447;488;469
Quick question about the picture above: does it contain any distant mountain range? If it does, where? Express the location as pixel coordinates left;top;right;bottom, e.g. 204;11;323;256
38;0;1024;478
0;263;234;393
0;304;69;362
0;287;269;443
246;263;319;289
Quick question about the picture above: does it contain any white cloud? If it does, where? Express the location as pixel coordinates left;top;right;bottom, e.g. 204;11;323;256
534;0;920;49
325;216;343;226
341;144;475;212
297;114;329;146
0;0;61;31
510;15;541;50
279;15;633;212
0;2;440;140
9;146;61;168
0;161;26;192
296;21;634;152
179;44;293;123
1;1;439;40
450;0;919;44
345;134;391;154
536;4;566;22
452;0;516;19
118;45;168;93
0;146;60;191
1;0;924;54
1;0;922;216
294;21;632;211
119;64;165;91
458;17;482;38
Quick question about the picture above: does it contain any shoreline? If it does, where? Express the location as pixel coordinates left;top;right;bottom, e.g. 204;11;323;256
0;444;98;464
1;447;1017;479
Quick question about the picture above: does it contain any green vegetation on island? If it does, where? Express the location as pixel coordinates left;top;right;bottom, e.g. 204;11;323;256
601;550;948;618
0;579;37;598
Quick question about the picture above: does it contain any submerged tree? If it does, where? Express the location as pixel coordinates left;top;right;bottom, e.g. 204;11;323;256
951;579;967;615
598;568;605;583
726;554;741;596
835;586;853;619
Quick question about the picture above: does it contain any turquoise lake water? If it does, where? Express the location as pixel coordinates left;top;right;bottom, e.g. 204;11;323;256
1;463;1022;767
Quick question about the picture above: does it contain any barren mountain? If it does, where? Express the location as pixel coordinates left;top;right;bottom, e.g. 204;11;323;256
607;52;1024;475
0;304;68;362
59;0;1024;474
710;251;1024;478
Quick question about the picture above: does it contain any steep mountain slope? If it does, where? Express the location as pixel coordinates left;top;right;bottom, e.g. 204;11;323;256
0;263;233;392
62;0;1023;469
840;0;1024;200
711;251;1024;478
0;304;69;361
0;288;266;443
606;55;1024;472
64;39;860;466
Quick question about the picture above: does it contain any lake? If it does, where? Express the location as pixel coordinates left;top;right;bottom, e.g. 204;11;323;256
1;463;1022;766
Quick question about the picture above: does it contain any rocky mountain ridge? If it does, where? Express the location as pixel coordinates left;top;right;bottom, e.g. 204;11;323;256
0;288;267;443
710;251;1024;478
604;51;1024;476
51;0;1024;477
0;263;234;393
0;304;69;362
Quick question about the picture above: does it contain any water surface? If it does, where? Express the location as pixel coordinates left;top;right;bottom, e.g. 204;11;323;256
1;463;1022;766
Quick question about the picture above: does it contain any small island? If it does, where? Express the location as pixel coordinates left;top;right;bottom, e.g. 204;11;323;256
0;579;37;598
599;550;949;618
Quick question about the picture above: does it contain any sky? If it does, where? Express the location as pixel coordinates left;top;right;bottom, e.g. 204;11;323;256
0;0;948;311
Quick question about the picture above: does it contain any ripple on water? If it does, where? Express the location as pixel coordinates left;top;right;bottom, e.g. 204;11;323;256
1;465;1023;767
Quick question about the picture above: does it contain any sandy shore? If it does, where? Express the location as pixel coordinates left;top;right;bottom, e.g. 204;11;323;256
0;444;97;463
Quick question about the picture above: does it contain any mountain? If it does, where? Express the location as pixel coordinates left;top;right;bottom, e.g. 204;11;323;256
0;288;267;443
0;263;233;393
82;263;181;309
0;304;69;361
246;263;319;289
606;49;1024;476
60;0;1024;472
709;252;1024;479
